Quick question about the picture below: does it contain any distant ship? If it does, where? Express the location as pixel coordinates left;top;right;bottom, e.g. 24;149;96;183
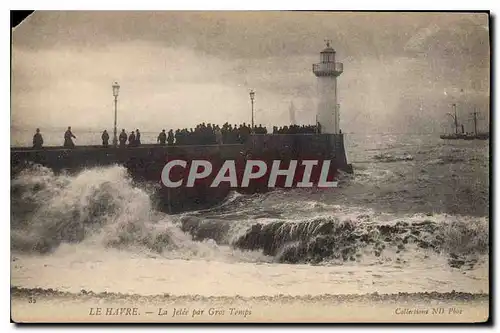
440;133;466;140
440;132;489;140
440;104;489;140
474;132;490;140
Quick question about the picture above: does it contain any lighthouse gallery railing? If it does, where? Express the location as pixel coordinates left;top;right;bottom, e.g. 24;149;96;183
312;62;343;75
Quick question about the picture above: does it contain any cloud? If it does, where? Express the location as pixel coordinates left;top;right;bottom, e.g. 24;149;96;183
404;23;441;53
11;11;490;134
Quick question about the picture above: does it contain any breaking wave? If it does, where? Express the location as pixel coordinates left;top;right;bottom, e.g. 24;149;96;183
12;165;160;253
181;211;488;268
11;165;489;268
10;165;268;262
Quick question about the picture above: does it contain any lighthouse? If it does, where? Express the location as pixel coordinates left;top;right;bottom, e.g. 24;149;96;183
312;40;343;134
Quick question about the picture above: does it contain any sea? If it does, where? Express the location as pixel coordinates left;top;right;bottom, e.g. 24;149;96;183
10;131;489;313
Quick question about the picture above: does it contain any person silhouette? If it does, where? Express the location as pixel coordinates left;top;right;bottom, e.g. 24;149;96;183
101;130;109;147
158;129;167;145
119;129;127;147
33;128;43;149
167;130;174;145
64;126;76;148
135;129;141;146
128;131;136;147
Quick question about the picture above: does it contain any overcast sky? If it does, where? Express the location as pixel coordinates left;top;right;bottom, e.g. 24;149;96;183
11;11;489;133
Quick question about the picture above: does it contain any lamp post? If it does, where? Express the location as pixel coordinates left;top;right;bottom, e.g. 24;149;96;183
112;81;120;147
249;89;255;133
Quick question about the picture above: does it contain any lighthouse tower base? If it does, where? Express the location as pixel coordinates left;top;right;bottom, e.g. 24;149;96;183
316;77;339;134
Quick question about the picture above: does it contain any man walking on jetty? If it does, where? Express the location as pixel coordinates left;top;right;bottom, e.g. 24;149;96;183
101;130;109;147
136;129;141;146
128;131;136;147
33;128;43;149
167;129;174;145
119;129;127;147
158;129;167;145
64;126;76;148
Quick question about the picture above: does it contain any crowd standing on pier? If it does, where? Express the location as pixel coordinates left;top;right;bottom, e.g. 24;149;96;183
117;129;142;147
31;123;323;149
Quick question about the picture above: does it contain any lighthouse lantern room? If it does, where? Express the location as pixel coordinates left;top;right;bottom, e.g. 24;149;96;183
312;40;343;134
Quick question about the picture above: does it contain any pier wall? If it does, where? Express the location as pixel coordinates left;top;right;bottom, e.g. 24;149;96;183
11;134;350;213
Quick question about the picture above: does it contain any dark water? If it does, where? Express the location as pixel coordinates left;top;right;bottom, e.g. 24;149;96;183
11;134;489;269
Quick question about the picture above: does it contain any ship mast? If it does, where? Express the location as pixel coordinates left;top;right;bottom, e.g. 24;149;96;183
453;103;458;134
471;108;479;136
446;103;459;134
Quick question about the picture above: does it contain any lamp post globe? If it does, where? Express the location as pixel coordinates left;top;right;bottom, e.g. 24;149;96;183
112;81;120;97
